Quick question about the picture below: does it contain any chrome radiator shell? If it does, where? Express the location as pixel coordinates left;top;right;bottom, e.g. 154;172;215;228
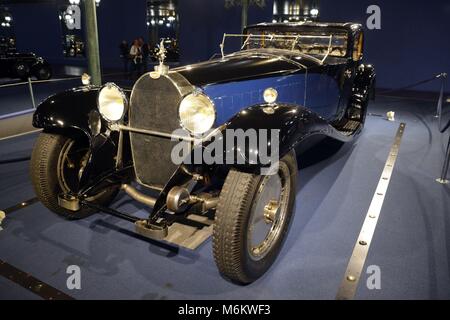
129;72;194;187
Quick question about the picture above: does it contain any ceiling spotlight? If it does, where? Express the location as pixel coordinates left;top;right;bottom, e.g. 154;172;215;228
272;19;277;23
168;16;175;22
166;23;171;28
5;16;11;22
1;22;5;27
310;8;319;17
146;21;150;26
158;20;164;25
151;19;156;25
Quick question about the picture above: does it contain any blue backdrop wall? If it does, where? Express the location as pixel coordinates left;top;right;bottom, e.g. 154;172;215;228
320;0;450;92
4;0;450;92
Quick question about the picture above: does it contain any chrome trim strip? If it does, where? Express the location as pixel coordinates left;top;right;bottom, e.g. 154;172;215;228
115;124;195;142
115;124;225;144
336;123;406;300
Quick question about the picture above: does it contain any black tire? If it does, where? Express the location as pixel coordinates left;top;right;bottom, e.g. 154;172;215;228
213;151;298;284
30;132;119;220
35;66;52;80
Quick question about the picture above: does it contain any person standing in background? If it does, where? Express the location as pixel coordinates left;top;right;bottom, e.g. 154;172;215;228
139;37;149;73
119;40;129;78
129;39;143;79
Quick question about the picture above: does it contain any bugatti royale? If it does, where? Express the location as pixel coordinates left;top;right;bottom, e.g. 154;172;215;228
30;22;375;284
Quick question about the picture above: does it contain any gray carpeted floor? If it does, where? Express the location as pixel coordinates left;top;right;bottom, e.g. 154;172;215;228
0;94;449;300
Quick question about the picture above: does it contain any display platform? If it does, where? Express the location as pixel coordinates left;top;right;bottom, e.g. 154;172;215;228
0;94;449;300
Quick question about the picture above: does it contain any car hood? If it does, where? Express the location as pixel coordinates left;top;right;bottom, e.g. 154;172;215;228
174;49;321;87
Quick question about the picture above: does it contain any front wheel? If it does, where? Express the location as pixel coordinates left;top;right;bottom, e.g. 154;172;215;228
14;62;30;80
213;151;297;284
30;133;118;219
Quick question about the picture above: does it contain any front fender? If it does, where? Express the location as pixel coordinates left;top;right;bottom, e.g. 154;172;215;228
198;103;346;173
32;86;103;140
32;86;126;193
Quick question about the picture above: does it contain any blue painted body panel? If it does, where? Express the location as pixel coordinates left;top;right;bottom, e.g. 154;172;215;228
203;73;341;126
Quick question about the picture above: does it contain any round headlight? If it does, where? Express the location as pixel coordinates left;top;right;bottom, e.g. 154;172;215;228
97;83;127;122
179;93;216;135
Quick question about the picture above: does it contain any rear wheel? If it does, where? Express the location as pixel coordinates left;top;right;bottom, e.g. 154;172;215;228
35;65;51;80
30;133;118;219
213;151;297;284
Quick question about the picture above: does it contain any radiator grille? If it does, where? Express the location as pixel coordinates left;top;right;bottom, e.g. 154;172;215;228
129;72;193;187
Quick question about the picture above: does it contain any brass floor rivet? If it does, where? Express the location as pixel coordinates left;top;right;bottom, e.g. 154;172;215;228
359;240;367;246
347;275;356;282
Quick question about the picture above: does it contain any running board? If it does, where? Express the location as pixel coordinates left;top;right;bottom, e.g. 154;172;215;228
335;120;362;136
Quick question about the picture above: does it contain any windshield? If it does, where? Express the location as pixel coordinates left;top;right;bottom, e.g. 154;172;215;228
221;29;348;59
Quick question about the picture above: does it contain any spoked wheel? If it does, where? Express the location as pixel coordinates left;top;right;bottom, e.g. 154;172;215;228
14;62;30;80
213;151;297;284
30;133;119;219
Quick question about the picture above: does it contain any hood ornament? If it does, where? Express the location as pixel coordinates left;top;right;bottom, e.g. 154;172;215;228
151;39;169;78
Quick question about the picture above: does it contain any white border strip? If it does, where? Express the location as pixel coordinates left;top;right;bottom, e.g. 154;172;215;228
336;123;406;300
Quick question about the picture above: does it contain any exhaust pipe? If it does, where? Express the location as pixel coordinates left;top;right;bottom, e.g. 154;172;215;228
122;184;219;213
121;184;156;207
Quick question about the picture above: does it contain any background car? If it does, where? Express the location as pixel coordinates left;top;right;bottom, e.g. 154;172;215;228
0;46;52;80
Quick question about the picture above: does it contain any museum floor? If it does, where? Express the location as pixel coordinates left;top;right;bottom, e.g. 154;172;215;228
0;92;449;300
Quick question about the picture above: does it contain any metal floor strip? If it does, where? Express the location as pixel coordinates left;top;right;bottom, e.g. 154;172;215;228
336;123;406;300
1;197;39;216
0;259;74;300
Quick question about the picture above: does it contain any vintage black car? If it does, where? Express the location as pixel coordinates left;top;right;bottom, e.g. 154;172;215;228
0;48;52;80
30;22;375;284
